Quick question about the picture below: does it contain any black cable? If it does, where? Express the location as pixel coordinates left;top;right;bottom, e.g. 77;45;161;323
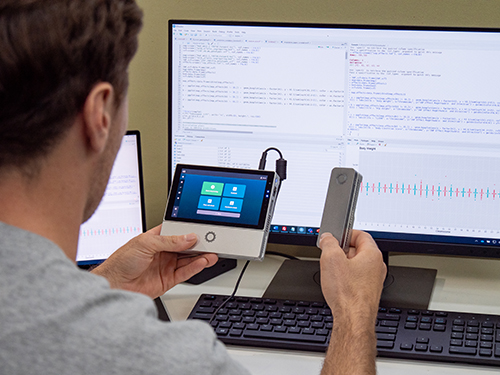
208;147;287;325
258;147;287;182
265;250;299;260
208;260;251;325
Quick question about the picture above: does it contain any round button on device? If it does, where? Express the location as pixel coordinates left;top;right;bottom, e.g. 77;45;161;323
205;231;216;243
336;173;348;184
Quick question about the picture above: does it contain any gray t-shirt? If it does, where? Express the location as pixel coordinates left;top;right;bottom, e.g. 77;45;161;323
0;222;249;375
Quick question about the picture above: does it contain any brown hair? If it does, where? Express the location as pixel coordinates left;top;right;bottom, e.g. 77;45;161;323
0;0;143;171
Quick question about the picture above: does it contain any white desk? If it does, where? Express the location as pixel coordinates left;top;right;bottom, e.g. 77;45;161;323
162;254;500;374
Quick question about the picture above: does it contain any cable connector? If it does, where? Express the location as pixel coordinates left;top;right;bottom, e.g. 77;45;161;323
258;147;287;182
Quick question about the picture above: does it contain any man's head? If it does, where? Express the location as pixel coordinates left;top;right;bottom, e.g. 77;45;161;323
0;0;143;176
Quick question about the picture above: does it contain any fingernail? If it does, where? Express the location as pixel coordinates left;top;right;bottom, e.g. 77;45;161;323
320;232;330;240
185;233;198;242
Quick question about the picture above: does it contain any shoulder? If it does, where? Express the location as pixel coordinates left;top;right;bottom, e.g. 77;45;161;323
0;223;249;375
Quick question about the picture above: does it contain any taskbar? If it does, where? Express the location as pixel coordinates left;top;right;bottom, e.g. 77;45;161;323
270;225;320;236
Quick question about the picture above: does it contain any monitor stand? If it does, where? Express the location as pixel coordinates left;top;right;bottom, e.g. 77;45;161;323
263;253;437;310
185;258;237;284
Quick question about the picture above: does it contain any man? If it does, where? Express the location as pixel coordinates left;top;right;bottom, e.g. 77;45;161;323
0;1;386;374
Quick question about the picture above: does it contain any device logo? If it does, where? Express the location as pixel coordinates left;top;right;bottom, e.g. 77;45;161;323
205;231;216;243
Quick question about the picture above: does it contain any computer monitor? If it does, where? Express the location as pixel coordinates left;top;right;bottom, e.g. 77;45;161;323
76;130;146;267
168;20;500;308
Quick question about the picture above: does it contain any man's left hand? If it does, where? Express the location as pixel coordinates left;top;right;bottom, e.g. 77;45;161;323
91;225;218;298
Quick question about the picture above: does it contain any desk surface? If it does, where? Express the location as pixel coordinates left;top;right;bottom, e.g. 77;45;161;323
162;254;500;374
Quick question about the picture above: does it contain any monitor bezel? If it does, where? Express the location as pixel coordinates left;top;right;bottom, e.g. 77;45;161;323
77;130;147;268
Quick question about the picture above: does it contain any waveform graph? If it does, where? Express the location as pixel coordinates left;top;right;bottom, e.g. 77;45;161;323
360;181;498;201
79;226;141;238
355;151;500;235
77;207;143;262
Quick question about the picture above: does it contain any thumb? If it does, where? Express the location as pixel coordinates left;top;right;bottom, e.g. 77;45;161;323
155;232;199;253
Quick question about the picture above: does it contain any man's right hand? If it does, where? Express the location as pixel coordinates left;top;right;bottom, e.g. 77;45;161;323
319;230;386;319
318;230;386;375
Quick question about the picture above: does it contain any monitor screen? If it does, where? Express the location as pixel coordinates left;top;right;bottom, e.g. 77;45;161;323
168;20;500;258
76;131;146;266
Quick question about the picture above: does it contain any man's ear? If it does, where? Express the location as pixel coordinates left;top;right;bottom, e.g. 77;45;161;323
81;82;115;154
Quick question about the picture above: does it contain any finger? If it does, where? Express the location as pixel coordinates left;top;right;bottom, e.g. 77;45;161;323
147;233;199;255
318;232;340;250
174;256;216;284
176;253;218;268
349;230;377;255
146;224;163;236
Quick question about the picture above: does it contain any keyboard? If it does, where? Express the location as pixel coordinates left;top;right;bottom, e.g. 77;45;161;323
188;294;500;367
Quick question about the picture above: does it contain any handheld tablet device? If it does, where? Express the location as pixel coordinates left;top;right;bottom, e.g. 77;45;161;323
317;168;362;252
161;164;280;260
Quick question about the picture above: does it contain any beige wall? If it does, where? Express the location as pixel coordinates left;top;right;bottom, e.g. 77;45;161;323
129;0;500;236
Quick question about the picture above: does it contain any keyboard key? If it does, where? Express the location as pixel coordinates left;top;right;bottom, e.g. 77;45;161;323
430;345;443;353
263;299;277;305
303;328;315;335
466;333;478;341
481;327;494;335
433;324;446;332
449;347;477;355
381;320;399;327
229;329;243;337
415;344;428;352
244;330;327;344
400;343;413;350
376;326;397;334
198;306;215;313
377;340;394;349
467;327;479;334
192;312;212;320
419;323;431;330
405;322;417;329
216;328;229;336
479;349;492;357
378;313;401;321
465;340;478;348
376;333;396;341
